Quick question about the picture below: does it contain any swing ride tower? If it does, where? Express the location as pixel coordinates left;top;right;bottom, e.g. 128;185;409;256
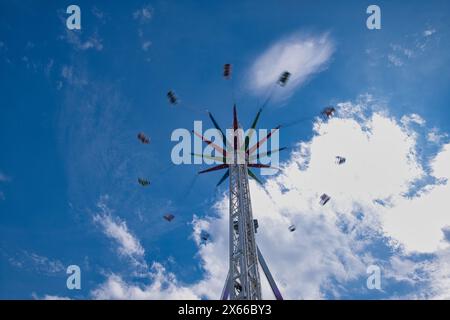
160;64;334;300
170;64;293;300
197;106;283;300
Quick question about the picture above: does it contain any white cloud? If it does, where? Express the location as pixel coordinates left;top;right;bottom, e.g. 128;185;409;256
61;65;73;80
401;113;425;127
427;128;447;144
388;249;450;299
248;32;334;100
92;7;106;22
423;29;436;37
28;253;65;273
94;213;145;258
60;65;88;87
391;44;414;59
385;255;430;286
92;262;198;300
381;143;450;253
385;26;439;67
93;196;146;270
7;251;65;275
44;59;54;77
426;250;450;299
141;41;152;51
42;295;71;300
387;43;417;67
432;144;450;179
388;53;404;67
31;292;71;300
60;29;103;51
133;5;153;24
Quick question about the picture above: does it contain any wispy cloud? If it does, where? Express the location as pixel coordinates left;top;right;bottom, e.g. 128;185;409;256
133;4;153;24
387;26;439;67
92;263;197;300
401;113;426;127
0;41;12;65
141;41;152;52
248;32;334;101
6;250;65;275
61;30;103;51
60;65;88;87
134;9;153;57
91;6;107;23
428;128;448;144
387;44;414;67
32;293;71;300
57;9;103;52
93;196;147;271
387;53;404;67
423;29;436;37
0;171;9;200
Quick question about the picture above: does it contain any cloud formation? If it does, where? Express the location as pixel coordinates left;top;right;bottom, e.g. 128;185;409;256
386;27;439;67
35;294;71;300
92;263;197;300
133;5;153;24
60;29;103;51
5;250;65;276
60;65;88;87
93;196;147;270
0;171;9;200
248;33;334;100
382;143;450;253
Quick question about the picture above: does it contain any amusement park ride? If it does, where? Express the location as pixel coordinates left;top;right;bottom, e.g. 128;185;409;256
197;104;283;300
137;64;339;300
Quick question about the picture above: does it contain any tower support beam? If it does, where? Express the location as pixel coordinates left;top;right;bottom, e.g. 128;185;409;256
229;162;262;300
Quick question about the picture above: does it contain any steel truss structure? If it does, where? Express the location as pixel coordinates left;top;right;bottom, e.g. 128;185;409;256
198;106;283;300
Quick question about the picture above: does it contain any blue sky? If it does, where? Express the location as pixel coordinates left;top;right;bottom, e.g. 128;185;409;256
1;0;450;299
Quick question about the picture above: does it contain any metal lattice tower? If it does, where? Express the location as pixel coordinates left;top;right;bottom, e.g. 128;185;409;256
197;106;283;300
228;141;262;299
